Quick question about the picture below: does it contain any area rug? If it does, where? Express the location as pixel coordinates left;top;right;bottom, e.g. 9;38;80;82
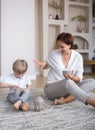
0;88;95;130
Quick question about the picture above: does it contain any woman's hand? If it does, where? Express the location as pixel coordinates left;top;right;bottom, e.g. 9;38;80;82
33;59;47;70
63;70;74;80
64;74;74;80
64;74;80;82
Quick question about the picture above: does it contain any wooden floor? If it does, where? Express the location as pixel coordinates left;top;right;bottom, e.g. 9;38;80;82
31;74;95;89
31;75;47;88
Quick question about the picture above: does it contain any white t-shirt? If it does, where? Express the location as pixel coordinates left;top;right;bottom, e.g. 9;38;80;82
1;73;32;88
46;49;83;83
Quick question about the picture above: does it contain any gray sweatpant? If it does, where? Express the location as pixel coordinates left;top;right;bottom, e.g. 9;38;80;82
7;88;31;104
44;78;95;104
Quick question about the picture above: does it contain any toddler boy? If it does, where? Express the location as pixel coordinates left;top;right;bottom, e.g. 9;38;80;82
1;59;32;111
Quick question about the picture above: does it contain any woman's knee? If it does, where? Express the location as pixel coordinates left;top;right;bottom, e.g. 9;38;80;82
66;79;74;89
44;87;51;99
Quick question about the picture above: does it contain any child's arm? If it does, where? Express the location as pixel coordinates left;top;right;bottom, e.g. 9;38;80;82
0;82;19;89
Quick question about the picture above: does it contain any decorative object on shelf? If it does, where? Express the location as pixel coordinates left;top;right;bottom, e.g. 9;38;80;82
92;48;95;72
71;15;87;32
93;0;95;22
49;14;53;19
92;49;95;60
55;14;59;20
83;41;87;49
49;0;62;20
92;55;95;60
69;0;76;1
72;44;78;49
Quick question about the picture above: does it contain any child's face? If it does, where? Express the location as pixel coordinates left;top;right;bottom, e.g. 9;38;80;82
14;72;25;78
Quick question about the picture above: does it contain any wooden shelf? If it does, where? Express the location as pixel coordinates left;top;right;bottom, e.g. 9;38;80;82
83;59;95;65
48;19;66;25
83;60;95;75
69;1;89;7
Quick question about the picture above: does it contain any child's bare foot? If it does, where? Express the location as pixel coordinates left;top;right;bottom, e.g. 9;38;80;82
54;97;65;105
21;102;28;111
13;100;22;110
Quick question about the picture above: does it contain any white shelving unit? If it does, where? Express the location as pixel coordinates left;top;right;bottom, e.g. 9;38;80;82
42;0;94;63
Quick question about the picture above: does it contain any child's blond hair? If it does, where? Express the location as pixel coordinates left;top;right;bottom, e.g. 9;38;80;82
12;59;28;74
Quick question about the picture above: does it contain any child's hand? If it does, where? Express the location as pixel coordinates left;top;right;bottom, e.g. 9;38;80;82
18;88;25;92
10;85;20;89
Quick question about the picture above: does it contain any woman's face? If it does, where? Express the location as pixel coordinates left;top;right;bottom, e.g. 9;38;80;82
57;41;71;53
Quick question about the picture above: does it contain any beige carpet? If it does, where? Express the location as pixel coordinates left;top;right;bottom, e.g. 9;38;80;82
0;88;95;130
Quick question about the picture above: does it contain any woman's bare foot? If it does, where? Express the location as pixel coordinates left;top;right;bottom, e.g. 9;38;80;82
21;102;28;111
54;97;65;105
13;100;21;110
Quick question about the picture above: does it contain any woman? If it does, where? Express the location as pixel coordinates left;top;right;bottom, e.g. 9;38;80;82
34;32;95;107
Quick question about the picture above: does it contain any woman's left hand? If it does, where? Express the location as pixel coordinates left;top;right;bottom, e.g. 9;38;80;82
64;74;74;80
64;74;80;82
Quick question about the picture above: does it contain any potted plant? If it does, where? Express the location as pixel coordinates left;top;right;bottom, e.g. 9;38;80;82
49;0;62;20
71;15;87;32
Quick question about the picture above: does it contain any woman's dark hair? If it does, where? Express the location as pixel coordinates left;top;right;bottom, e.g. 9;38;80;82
56;32;74;49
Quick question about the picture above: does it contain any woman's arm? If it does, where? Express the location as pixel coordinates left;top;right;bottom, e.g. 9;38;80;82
33;60;48;70
68;75;80;82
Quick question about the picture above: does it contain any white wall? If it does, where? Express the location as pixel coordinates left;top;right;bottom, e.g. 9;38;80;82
1;0;36;79
34;0;43;76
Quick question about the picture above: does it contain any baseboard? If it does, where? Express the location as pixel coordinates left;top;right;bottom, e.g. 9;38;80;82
27;75;36;80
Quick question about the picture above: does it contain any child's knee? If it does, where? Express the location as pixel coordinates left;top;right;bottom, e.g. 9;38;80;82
7;95;15;104
25;89;31;95
7;95;19;104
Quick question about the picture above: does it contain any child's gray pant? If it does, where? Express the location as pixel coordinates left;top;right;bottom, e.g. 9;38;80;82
7;88;31;104
44;78;95;104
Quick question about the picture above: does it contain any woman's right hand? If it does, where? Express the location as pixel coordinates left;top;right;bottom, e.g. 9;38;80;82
33;59;47;70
